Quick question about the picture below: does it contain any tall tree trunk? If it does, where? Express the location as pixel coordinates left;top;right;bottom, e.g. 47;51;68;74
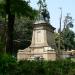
6;14;15;55
6;0;15;56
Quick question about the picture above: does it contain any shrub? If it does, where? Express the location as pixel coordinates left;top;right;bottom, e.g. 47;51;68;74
0;54;75;75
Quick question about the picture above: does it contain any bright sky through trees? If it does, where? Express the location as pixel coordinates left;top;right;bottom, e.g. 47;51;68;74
30;0;75;32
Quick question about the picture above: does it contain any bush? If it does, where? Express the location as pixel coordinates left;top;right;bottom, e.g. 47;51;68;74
0;54;17;75
0;54;75;75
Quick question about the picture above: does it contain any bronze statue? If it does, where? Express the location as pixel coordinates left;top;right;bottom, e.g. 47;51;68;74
37;0;50;22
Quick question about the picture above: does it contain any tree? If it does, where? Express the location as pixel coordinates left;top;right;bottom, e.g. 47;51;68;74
0;20;6;53
55;32;64;50
62;28;75;50
62;14;75;50
64;13;73;29
0;0;37;55
13;17;33;54
14;17;33;41
56;14;75;51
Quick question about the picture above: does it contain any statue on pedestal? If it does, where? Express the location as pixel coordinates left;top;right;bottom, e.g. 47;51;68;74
17;0;56;61
37;0;50;23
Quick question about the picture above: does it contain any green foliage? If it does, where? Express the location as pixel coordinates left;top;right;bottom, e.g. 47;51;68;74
0;0;37;55
55;14;75;50
13;17;33;51
55;27;75;50
0;0;37;19
0;53;17;75
55;32;64;49
62;28;75;50
14;17;33;40
0;54;75;75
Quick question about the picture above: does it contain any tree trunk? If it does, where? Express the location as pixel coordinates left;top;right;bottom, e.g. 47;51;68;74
6;0;15;56
6;14;15;55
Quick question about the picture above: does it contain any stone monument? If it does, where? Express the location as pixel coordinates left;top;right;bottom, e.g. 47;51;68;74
17;0;56;61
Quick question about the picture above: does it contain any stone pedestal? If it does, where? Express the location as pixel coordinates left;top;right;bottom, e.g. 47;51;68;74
17;20;56;61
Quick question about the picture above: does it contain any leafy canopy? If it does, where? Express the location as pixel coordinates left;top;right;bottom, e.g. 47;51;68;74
0;0;37;19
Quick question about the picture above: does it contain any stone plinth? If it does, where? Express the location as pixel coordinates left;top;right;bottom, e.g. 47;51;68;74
17;20;56;61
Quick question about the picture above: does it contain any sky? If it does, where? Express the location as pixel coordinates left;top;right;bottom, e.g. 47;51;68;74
30;0;75;32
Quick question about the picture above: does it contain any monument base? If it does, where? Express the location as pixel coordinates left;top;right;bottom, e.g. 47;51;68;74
17;46;56;61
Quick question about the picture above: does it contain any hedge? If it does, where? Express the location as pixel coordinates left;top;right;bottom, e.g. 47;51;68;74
0;54;75;75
